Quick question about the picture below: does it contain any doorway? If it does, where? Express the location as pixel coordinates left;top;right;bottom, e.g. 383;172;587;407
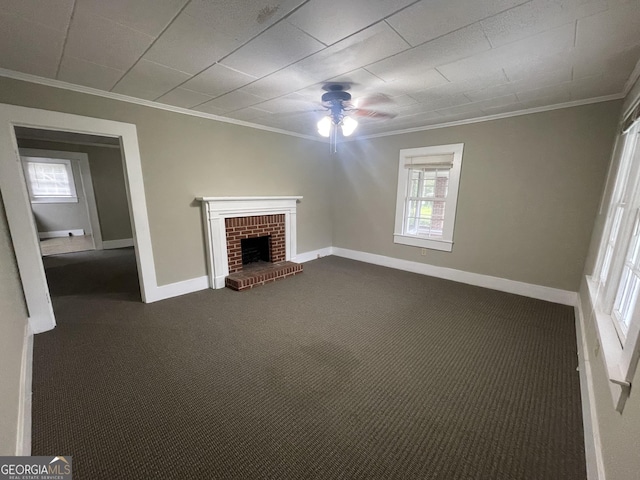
0;104;159;334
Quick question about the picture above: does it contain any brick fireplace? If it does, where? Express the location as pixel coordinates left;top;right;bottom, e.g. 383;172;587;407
197;196;303;290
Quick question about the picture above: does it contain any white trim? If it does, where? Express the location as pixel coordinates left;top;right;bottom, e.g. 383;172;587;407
394;144;464;252
146;275;209;302
197;196;302;289
623;58;640;97
294;247;333;263
575;299;606;480
0;68;321;143
331;247;578;305
357;95;624;140
38;229;85;239
102;238;134;249
16;325;33;456
0;104;158;334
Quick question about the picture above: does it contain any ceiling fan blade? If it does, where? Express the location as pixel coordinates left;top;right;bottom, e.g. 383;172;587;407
353;108;397;120
355;93;394;109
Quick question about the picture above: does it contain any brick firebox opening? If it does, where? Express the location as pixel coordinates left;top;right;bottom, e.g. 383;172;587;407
224;214;302;290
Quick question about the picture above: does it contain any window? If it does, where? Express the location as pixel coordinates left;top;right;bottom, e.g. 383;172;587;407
589;112;640;412
21;156;78;203
394;144;464;252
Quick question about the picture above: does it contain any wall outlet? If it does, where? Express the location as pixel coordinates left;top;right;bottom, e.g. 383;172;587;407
421;248;427;256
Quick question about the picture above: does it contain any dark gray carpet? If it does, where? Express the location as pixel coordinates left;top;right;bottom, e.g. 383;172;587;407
33;248;586;479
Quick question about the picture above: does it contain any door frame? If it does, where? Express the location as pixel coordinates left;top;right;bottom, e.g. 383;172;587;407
0;104;157;333
19;148;104;251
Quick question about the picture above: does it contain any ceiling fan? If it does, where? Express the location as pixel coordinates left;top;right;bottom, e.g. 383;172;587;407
316;84;397;139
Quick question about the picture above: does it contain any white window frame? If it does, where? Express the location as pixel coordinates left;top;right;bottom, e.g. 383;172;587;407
589;120;640;412
394;143;464;252
21;156;78;204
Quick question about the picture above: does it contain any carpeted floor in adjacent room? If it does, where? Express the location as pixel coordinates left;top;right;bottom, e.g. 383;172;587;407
32;248;586;479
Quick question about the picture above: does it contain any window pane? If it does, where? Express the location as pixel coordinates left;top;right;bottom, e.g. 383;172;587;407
410;170;420;197
27;162;72;197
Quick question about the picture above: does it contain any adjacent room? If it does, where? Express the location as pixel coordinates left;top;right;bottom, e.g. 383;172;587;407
0;1;639;479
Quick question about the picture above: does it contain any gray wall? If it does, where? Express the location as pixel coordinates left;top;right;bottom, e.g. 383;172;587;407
0;193;28;454
333;101;621;292
17;139;133;242
22;154;92;235
0;77;333;285
579;77;640;480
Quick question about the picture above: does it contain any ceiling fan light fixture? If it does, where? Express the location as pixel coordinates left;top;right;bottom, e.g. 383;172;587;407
317;116;332;137
341;116;358;136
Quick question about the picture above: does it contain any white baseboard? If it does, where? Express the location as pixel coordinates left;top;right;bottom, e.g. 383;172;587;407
331;247;578;305
575;299;606;480
102;238;134;249
16;326;33;456
147;275;209;302
294;247;333;263
38;229;84;239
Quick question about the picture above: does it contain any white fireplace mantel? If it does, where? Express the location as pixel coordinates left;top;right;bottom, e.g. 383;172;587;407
196;196;302;289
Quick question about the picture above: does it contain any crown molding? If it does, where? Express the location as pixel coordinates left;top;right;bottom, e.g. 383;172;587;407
0;68;628;144
354;94;625;140
623;58;640;97
0;68;323;142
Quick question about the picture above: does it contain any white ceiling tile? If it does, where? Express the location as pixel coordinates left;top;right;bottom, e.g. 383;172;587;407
437;24;575;82
327;68;387;94
58;55;125;90
292;22;410;82
409;92;472;110
515;82;572;102
390;94;419;107
464;82;515;102
225;107;271;122
181;64;256;97
191;102;227;116
475;93;519;110
199;90;266;113
76;0;188;37
240;66;318;99
221;21;324;78
65;4;155;71
155;88;213;108
253;94;312;114
184;0;305;40
112;60;191;100
510;66;573;91
388;0;529;47
287;0;415;46
481;0;608;48
518;90;573;110
143;12;240;75
366;24;492;82
575;1;640;57
0;13;64;77
434;102;485;119
570;73;629;100
573;45;640;80
1;0;74;32
502;52;572;81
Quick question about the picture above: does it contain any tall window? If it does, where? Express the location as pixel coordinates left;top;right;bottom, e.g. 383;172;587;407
394;144;464;252
590;111;640;412
21;156;78;203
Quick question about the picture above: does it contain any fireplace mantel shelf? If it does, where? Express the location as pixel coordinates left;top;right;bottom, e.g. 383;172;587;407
196;196;302;202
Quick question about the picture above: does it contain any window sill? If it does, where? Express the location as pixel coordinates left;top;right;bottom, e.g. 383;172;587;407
585;277;631;412
394;234;453;252
30;196;78;204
